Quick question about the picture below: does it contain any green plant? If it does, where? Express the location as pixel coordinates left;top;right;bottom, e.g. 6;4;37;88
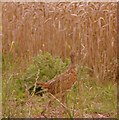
2;52;117;118
22;52;70;88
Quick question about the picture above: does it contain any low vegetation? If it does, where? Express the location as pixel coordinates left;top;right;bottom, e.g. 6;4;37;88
2;52;117;118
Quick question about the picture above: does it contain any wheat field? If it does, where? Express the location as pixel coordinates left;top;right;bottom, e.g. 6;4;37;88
2;2;117;118
2;2;117;84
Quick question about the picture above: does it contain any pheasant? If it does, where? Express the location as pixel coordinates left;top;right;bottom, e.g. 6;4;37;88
28;51;77;116
28;51;77;99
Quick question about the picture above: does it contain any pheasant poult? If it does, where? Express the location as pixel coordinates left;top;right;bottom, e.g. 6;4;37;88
29;51;77;99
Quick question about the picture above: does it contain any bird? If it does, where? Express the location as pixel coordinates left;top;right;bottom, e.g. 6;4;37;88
28;51;78;116
28;51;77;100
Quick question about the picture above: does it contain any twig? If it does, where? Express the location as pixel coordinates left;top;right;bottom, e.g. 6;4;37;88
48;92;77;112
32;69;40;96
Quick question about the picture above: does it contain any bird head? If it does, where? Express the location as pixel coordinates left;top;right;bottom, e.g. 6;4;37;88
70;51;77;65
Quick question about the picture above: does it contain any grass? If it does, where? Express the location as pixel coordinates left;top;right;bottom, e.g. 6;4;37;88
2;52;117;118
1;2;117;118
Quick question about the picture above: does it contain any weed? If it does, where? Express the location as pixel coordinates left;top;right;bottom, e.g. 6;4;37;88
2;52;117;118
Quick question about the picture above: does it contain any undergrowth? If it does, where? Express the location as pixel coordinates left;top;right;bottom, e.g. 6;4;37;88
23;52;70;87
2;52;117;118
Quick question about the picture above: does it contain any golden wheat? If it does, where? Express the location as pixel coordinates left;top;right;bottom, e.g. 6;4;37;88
2;2;117;82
